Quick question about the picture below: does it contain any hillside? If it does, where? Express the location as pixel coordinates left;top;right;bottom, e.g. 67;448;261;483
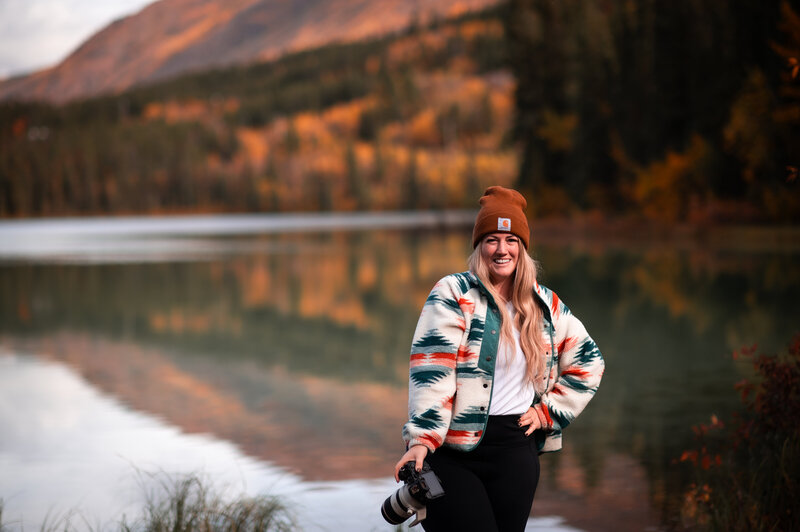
0;7;515;216
1;1;796;223
0;0;500;103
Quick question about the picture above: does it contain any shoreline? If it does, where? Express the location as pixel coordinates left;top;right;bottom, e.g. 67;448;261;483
0;210;797;255
531;214;800;253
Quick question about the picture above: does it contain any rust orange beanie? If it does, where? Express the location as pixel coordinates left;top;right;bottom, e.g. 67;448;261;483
472;186;530;248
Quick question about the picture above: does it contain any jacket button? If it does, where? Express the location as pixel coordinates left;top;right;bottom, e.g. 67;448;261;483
491;329;496;335
483;383;488;388
480;406;485;411
486;356;492;361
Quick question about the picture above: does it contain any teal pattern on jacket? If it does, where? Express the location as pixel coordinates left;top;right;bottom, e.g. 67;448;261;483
402;272;605;453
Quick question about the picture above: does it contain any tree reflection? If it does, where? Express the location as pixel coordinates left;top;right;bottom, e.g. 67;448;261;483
0;228;797;530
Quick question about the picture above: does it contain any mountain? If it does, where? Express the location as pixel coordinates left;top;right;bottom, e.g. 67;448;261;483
0;0;500;104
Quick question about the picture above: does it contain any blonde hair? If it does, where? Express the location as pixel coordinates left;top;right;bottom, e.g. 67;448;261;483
468;241;547;385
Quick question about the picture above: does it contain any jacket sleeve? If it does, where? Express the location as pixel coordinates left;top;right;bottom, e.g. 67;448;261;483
402;276;466;452
533;306;604;433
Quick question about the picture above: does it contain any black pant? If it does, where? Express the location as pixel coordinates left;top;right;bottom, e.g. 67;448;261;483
422;415;540;532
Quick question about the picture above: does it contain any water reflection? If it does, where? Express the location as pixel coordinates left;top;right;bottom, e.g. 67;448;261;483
0;220;798;531
0;351;576;532
0;352;409;531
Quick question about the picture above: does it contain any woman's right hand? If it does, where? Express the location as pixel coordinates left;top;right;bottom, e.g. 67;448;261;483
393;444;429;481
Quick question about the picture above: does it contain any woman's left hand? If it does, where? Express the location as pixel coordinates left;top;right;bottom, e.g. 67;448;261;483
518;407;542;436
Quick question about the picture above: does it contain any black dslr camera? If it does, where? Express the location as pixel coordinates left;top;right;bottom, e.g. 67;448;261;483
381;460;445;526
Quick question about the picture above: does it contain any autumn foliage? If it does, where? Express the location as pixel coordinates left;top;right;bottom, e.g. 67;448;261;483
678;336;800;530
0;10;511;217
1;2;799;221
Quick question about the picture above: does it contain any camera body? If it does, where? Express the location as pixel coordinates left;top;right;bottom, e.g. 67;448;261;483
381;460;445;526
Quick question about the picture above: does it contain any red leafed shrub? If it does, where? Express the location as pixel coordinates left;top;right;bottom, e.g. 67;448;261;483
678;335;800;530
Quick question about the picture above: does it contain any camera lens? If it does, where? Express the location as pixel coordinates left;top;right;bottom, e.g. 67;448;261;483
381;489;412;525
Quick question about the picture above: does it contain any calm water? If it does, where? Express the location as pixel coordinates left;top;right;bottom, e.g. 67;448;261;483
0;214;798;531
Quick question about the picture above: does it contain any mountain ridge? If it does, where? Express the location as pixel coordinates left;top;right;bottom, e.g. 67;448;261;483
0;0;500;103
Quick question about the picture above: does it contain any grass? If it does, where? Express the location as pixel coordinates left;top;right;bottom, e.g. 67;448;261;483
0;472;296;532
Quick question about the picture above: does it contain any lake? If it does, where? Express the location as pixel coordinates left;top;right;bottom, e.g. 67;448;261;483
1;213;798;531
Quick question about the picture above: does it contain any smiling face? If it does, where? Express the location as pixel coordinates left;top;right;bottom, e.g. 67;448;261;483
479;232;521;296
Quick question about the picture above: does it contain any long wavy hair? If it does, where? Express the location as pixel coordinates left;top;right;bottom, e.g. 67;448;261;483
468;240;547;386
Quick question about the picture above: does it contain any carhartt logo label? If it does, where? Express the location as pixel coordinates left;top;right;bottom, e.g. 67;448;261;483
498;218;511;231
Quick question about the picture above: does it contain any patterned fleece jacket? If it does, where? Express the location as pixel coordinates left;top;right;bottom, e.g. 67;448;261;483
402;272;604;453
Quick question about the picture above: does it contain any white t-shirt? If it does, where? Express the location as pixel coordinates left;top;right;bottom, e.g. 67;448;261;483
488;302;536;415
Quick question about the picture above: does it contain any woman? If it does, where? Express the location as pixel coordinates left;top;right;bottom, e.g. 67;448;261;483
394;186;604;531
